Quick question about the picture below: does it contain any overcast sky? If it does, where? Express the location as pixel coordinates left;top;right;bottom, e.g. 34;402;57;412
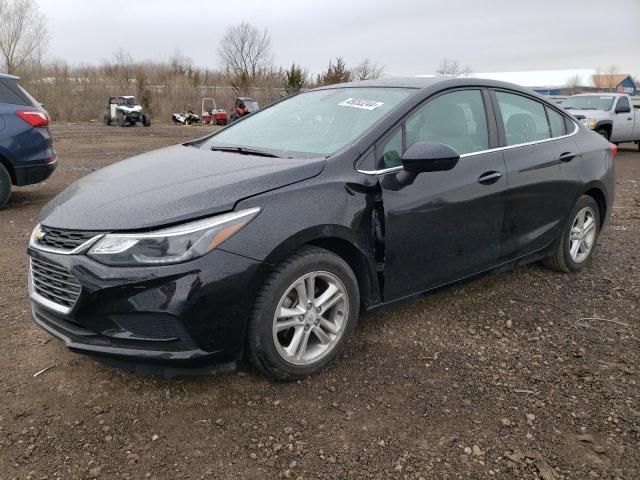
38;0;640;77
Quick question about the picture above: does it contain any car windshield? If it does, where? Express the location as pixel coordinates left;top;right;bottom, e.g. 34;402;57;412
122;97;136;106
561;95;615;111
203;88;412;157
243;99;259;110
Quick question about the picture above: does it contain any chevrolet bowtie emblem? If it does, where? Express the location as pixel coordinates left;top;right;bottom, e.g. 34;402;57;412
34;227;46;241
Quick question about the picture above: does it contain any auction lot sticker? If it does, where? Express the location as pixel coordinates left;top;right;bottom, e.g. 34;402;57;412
338;98;384;110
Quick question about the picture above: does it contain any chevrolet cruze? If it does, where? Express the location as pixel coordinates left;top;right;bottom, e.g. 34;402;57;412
27;78;615;380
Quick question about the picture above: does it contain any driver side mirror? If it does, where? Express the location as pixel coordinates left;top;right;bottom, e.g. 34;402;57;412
386;142;460;190
402;141;460;172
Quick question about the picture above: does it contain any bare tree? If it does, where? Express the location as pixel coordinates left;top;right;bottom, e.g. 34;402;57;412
169;49;193;76
352;58;385;81
606;64;618;92
218;22;272;79
0;0;48;74
565;74;582;95
112;48;134;87
436;58;472;78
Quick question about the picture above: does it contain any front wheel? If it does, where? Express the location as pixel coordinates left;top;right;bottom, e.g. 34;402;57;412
116;111;125;127
596;129;609;140
246;246;359;381
142;115;150;127
543;195;600;273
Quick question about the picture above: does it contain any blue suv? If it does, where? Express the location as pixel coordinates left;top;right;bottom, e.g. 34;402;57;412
0;73;55;206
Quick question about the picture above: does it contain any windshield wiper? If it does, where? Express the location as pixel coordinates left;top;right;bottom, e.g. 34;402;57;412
210;145;280;158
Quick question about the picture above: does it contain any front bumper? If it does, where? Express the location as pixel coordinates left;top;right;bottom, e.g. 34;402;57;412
27;247;265;369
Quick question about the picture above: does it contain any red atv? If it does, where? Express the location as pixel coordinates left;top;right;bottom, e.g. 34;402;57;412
230;97;259;122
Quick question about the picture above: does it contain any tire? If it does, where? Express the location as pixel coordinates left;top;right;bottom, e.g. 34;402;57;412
543;195;600;273
142;115;150;127
0;163;11;207
116;111;125;127
103;113;111;126
596;129;609;140
246;246;360;381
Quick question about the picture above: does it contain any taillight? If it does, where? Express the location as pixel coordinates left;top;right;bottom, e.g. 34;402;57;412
610;143;617;160
16;110;49;128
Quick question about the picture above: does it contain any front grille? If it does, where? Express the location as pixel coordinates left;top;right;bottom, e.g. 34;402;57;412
39;226;101;251
30;257;81;310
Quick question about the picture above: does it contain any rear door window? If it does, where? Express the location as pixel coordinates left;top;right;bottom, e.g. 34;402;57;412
495;91;551;145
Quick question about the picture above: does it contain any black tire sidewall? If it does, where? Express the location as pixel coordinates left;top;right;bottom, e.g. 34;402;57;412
596;129;609;140
0;163;11;207
562;196;600;272
251;250;359;380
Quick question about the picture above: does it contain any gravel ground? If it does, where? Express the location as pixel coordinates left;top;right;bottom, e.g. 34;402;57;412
0;124;638;480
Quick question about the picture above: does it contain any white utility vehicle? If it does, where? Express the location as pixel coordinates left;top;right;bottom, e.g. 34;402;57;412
103;96;150;127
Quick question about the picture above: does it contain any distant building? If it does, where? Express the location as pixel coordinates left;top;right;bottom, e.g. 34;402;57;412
592;74;638;95
416;69;638;96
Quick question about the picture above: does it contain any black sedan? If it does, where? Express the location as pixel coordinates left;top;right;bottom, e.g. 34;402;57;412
27;78;616;380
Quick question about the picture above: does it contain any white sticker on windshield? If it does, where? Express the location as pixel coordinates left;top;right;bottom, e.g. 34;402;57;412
338;98;384;110
599;96;613;99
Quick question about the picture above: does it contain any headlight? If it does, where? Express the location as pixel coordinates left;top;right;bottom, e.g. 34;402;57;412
580;118;597;130
88;207;260;266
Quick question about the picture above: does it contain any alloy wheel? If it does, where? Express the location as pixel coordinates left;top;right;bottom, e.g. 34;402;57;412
569;206;596;263
272;271;349;366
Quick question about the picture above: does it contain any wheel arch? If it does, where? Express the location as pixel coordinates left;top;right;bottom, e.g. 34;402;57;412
580;183;608;228
595;120;612;137
0;150;16;184
262;226;381;309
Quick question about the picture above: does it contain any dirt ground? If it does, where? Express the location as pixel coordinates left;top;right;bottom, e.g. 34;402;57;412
0;123;638;480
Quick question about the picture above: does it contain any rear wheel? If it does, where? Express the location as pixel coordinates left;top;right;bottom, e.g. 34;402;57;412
0;163;12;207
543;195;600;273
103;113;111;126
246;246;359;381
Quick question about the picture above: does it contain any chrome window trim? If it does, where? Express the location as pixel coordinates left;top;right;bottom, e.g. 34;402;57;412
357;119;580;175
28;261;75;315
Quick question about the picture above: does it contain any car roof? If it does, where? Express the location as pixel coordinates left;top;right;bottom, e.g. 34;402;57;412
0;73;19;80
313;76;546;97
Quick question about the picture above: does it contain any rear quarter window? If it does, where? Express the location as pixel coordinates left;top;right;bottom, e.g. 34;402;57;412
0;79;34;106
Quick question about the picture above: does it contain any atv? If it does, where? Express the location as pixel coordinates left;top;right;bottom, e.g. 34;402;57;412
171;105;201;126
229;97;259;122
103;96;150;127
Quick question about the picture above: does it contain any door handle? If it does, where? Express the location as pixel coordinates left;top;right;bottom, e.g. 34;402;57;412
478;171;502;185
558;152;576;162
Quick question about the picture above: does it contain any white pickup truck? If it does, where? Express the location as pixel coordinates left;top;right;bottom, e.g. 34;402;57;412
562;93;640;149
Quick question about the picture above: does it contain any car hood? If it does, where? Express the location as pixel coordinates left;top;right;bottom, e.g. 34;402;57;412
40;144;325;230
565;108;608;119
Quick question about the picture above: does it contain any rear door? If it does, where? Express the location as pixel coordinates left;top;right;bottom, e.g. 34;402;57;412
378;88;507;301
491;90;580;260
